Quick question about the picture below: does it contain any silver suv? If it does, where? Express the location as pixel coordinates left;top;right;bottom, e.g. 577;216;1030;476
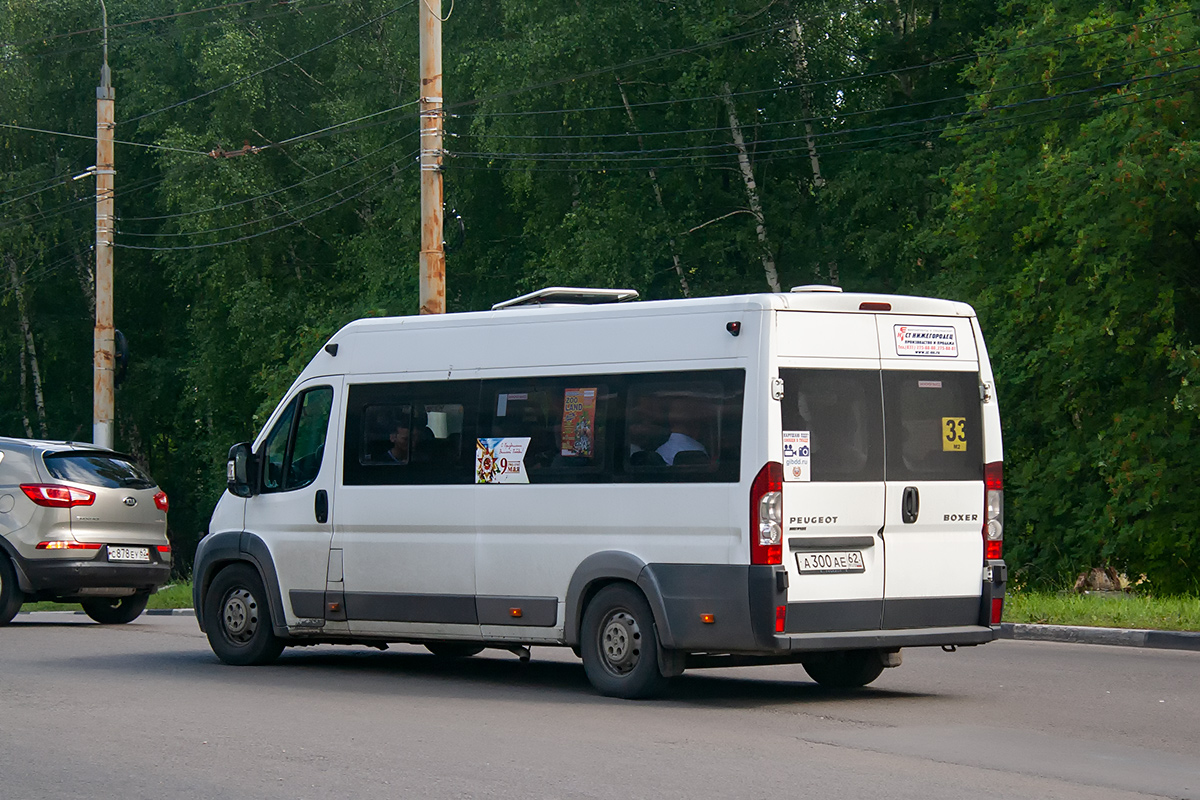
0;437;171;625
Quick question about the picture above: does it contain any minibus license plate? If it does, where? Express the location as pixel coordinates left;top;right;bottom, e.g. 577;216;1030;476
796;551;864;574
108;546;150;562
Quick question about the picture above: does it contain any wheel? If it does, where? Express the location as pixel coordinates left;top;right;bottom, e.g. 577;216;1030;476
0;557;23;626
425;642;485;658
803;650;886;688
204;564;284;666
580;584;668;699
81;591;150;624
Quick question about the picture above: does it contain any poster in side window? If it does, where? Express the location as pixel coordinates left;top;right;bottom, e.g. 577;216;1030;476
561;388;597;458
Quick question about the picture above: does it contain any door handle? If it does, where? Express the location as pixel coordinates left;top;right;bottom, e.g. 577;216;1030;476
314;489;329;524
902;486;920;524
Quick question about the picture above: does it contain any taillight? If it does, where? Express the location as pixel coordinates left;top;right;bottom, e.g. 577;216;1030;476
154;491;169;512
751;462;783;565
157;544;172;553
36;541;102;550
983;461;1003;561
20;484;96;508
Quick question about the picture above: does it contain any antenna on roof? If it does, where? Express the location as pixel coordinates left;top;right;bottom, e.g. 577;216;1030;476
492;287;639;311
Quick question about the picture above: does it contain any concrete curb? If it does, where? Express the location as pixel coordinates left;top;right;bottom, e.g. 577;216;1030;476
1000;622;1200;652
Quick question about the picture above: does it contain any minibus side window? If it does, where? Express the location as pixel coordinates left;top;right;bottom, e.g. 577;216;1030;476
481;381;612;482
261;386;334;493
779;369;884;482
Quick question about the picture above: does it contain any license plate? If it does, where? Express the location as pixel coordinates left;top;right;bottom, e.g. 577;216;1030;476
796;550;865;574
107;546;150;563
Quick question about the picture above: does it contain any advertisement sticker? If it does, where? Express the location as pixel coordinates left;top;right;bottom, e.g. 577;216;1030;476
782;430;811;482
476;437;531;483
894;325;958;357
561;388;597;457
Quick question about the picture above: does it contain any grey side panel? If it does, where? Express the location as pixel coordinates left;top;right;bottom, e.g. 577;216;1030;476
786;599;883;633
882;596;979;629
563;551;655;647
192;530;288;637
476;596;557;627
344;592;478;624
644;564;759;651
239;532;289;636
289;589;325;619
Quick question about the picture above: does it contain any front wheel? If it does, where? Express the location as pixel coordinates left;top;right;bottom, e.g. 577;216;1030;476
580;584;668;699
0;557;23;626
81;591;150;624
204;564;284;666
802;649;886;688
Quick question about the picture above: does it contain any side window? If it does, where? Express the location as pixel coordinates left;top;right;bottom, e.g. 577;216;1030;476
481;381;612;482
344;381;476;485
261;386;334;493
779;368;884;482
882;371;982;481
621;372;744;482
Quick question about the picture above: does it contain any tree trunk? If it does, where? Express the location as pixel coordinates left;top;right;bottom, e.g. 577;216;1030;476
617;81;690;297
6;254;48;437
789;19;825;189
722;84;781;293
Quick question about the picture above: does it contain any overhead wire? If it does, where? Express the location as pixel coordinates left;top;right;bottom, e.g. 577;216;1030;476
0;122;210;155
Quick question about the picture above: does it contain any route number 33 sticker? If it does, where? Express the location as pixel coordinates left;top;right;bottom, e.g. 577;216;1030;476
942;417;967;452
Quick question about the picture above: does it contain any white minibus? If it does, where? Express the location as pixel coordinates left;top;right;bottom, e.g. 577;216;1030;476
195;286;1007;698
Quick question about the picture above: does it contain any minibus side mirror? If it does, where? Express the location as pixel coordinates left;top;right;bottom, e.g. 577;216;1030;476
227;442;256;498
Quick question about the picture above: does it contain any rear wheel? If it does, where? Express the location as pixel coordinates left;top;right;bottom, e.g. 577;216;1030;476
81;591;150;624
0;557;23;626
580;584;668;699
204;564;284;666
425;642;485;658
803;649;886;689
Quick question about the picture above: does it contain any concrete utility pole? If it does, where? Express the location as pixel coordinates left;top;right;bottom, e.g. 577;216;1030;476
418;0;445;314
93;0;116;448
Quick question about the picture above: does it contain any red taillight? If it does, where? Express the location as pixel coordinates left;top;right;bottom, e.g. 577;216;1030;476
750;462;783;565
154;491;169;512
36;541;102;550
20;484;96;508
983;461;1003;561
858;301;892;311
157;544;171;553
775;605;787;633
991;597;1004;624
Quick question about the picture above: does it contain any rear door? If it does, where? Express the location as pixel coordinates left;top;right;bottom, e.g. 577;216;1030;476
777;312;886;633
878;316;985;629
41;451;165;547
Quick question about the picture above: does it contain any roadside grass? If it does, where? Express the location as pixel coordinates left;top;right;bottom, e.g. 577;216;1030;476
1004;591;1200;632
22;581;193;612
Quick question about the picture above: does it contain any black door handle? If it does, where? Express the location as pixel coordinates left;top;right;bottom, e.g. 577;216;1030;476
314;489;329;524
902;486;920;524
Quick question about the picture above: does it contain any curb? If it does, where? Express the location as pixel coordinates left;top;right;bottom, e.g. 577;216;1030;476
1000;622;1200;652
19;608;195;617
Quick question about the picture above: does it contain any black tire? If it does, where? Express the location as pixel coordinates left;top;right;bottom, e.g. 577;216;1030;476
580;584;668;699
204;564;284;666
0;557;24;626
81;591;150;624
802;650;886;689
425;642;485;658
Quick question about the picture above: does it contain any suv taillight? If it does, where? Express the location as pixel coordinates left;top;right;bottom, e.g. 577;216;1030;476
20;484;96;508
154;491;169;512
751;462;783;565
984;462;1003;561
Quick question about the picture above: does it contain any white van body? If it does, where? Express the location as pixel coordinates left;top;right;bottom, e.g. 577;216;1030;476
196;288;1006;697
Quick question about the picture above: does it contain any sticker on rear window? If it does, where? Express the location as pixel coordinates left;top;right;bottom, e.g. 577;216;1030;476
782;430;811;482
895;325;958;357
476;437;530;483
942;417;967;452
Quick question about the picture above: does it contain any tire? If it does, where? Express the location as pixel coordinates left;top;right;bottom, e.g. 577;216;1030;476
0;557;23;626
81;591;150;624
204;564;284;666
425;642;485;658
580;583;668;699
802;649;886;689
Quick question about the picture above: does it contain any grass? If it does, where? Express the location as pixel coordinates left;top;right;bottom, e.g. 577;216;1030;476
22;581;193;612
1004;590;1200;632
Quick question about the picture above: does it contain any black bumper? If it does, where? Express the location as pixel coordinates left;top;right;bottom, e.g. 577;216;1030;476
19;555;170;595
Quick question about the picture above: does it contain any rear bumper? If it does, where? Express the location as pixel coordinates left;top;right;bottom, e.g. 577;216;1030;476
16;553;170;596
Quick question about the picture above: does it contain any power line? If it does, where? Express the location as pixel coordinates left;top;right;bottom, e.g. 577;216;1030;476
0;0;267;49
122;2;415;125
0;122;209;155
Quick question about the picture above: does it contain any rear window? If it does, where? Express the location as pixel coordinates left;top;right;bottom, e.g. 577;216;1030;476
780;368;884;482
882;371;982;481
44;453;156;490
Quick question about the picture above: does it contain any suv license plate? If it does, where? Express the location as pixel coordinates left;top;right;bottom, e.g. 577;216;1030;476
108;546;150;562
796;550;865;574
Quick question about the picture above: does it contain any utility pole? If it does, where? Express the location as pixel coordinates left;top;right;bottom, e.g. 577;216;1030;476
93;0;115;448
418;0;445;314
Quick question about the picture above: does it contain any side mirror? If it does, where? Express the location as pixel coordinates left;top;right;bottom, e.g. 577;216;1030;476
227;442;255;498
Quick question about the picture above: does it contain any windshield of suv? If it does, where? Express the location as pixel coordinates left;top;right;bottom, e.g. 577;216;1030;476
43;453;157;490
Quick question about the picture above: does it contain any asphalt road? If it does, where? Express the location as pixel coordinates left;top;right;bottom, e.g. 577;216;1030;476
1;613;1196;800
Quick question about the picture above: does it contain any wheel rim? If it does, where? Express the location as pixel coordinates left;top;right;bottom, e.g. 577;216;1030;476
598;608;642;676
221;587;260;644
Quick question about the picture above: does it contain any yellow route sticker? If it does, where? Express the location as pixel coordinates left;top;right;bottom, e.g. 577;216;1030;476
942;417;967;452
